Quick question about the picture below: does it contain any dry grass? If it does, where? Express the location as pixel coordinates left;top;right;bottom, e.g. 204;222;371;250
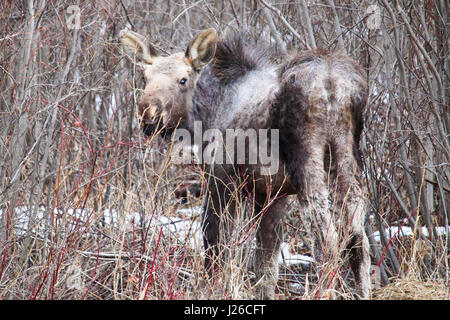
0;0;448;300
0;134;448;300
373;278;449;300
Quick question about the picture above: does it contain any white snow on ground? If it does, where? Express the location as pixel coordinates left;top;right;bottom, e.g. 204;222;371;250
3;206;449;268
280;242;314;266
371;225;449;242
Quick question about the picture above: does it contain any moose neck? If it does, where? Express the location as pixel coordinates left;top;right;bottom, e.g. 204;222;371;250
183;35;283;136
185;66;222;133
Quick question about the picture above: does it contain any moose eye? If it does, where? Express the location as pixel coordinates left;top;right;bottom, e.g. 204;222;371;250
179;78;187;85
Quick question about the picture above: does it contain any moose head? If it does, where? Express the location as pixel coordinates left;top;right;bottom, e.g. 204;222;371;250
120;29;217;137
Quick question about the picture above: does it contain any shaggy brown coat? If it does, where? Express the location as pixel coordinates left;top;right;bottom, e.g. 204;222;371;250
120;29;370;299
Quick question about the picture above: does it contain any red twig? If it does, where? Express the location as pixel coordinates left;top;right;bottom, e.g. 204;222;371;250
143;226;163;300
374;207;419;272
0;205;11;285
82;242;101;300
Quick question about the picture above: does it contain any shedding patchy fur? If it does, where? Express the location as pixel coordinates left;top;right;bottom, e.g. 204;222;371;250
272;49;370;298
120;29;371;299
213;34;282;84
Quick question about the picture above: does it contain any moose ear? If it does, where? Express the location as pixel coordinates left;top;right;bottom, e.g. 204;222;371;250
119;29;155;64
185;29;217;72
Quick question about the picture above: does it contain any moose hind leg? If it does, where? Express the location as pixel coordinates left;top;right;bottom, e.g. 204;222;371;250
347;231;370;299
282;134;339;295
347;199;370;299
295;142;339;267
332;136;370;299
253;196;286;299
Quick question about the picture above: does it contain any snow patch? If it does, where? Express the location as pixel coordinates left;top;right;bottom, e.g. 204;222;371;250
4;206;448;268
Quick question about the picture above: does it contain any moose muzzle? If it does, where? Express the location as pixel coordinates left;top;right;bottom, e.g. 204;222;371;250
138;97;174;138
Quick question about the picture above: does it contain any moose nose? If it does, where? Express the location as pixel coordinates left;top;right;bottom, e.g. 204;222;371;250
138;97;163;122
138;97;165;137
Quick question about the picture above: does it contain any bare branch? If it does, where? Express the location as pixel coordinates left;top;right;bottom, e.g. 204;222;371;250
258;0;305;47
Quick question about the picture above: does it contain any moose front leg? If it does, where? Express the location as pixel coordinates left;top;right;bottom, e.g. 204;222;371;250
201;176;236;278
202;202;221;276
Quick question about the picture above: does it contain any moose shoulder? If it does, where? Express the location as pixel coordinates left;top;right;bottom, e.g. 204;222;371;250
120;29;370;299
